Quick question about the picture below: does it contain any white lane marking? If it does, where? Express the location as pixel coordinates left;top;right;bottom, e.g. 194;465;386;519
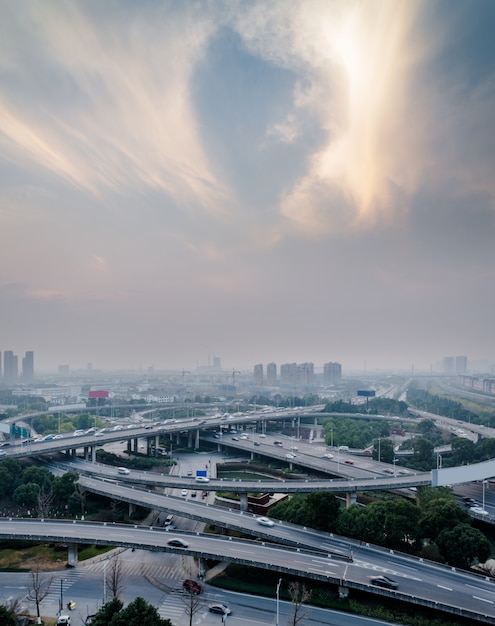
473;596;494;604
437;585;453;591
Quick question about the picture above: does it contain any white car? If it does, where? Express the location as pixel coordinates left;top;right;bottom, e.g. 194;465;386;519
470;506;489;516
285;453;296;459
181;489;188;497
257;516;274;527
195;475;210;483
323;453;334;459
117;467;130;475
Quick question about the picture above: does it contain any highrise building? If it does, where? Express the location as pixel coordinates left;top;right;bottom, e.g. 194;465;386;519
297;362;314;386
254;363;263;386
455;355;468;374
266;362;277;386
323;361;342;384
22;351;34;382
280;363;298;386
3;351;18;383
443;356;455;375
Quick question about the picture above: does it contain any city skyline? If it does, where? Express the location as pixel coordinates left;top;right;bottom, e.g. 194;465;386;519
1;1;495;374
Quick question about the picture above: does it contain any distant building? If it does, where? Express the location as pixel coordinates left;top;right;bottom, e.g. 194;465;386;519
443;356;455;375
455;355;468;374
58;365;70;376
280;363;298;386
323;361;342;384
254;363;263;386
297;362;314;386
22;351;34;382
3;351;18;383
266;362;277;386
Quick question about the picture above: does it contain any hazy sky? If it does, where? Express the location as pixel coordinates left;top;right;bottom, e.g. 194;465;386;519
1;0;495;374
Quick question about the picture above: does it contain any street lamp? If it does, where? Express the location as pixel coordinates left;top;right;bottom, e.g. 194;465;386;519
330;429;334;449
393;458;398;477
276;577;282;626
483;480;488;513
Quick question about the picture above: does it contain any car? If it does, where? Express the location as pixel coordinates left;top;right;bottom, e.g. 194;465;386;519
117;467;130;475
191;491;197;497
195;475;210;483
213;434;220;439
259;434;266;438
167;538;188;548
285;453;296;459
462;496;477;504
53;434;64;440
73;430;84;437
323;453;334;459
181;489;188;497
369;575;399;589
0;451;6;456
344;459;354;465
42;435;54;441
257;516;274;527
232;436;239;441
290;446;298;451
183;579;202;594
470;506;489;516
0;442;11;447
273;440;283;446
254;441;261;446
208;603;232;616
187;470;193;476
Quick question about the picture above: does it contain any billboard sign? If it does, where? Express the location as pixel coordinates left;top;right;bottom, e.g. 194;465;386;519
357;390;376;397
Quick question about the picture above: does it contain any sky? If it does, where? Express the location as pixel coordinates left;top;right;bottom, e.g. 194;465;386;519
1;0;495;375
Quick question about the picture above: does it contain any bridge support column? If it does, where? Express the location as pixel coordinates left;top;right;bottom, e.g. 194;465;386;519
195;429;200;450
239;493;248;512
345;492;357;508
133;438;138;453
198;557;205;579
188;430;193;448
338;585;349;599
129;502;136;517
91;445;96;463
67;543;78;567
154;434;160;456
127;440;132;455
84;446;89;461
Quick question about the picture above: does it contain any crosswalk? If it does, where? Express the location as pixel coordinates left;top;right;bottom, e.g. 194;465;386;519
41;570;82;610
85;559;188;582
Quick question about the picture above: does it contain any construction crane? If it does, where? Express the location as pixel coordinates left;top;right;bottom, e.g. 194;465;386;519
232;369;241;384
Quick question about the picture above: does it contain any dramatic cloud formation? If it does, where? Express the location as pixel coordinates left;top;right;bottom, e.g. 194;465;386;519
0;0;494;373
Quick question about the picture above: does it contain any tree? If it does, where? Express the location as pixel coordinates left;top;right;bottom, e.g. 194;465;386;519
419;498;471;543
287;581;312;626
179;586;202;626
90;597;123;626
436;523;491;569
37;484;55;518
91;596;173;626
0;605;16;626
13;482;40;508
451;437;476;465
28;565;52;625
52;472;78;503
105;556;127;601
372;438;394;463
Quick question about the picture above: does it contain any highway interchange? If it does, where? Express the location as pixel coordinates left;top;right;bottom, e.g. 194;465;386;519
2;407;495;623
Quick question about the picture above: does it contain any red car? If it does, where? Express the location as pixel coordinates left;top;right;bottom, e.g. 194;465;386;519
344;459;354;465
183;579;202;595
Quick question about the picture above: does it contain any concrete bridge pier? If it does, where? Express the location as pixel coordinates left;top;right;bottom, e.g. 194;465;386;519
345;492;357;507
67;542;78;567
195;429;200;449
239;493;248;512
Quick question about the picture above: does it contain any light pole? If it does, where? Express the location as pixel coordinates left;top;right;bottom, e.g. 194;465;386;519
378;437;381;463
393;458;398;477
276;577;282;626
436;453;442;470
483;480;488;513
330;429;333;449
